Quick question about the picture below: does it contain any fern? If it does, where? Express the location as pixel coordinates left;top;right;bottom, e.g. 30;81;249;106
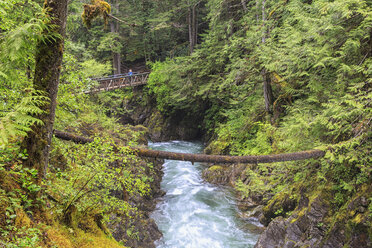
0;90;48;148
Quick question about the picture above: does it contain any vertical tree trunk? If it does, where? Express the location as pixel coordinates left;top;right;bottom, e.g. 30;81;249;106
261;0;273;114
111;0;121;75
262;69;273;113
188;6;193;54
110;20;121;75
192;4;197;47
261;0;266;43
22;0;68;181
188;2;199;55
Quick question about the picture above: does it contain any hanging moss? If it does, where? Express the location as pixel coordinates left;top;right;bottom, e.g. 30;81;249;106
81;0;111;28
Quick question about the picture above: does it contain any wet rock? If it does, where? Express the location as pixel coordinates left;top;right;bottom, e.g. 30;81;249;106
107;155;165;247
255;217;287;248
119;94;201;142
202;165;231;185
254;190;372;248
110;214;162;248
241;205;264;219
260;192;297;226
255;196;330;248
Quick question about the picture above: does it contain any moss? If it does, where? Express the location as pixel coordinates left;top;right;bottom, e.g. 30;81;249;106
0;170;20;192
263;191;297;217
82;0;111;28
14;209;32;228
290;207;307;224
45;225;74;248
209;165;224;171
73;229;125;248
202;165;231;185
0;191;9;228
41;219;126;248
352;214;364;224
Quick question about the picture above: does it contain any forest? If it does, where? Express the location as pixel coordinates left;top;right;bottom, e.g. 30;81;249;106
0;0;371;247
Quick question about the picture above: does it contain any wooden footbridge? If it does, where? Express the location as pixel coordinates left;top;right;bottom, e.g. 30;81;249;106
84;72;150;94
54;130;326;164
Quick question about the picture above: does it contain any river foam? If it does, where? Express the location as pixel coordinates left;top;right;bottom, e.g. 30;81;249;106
150;141;259;248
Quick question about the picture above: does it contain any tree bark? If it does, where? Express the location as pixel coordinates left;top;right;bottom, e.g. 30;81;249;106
188;1;199;55
188;6;193;54
192;4;197;47
110;0;121;75
111;21;121;75
261;0;266;43
22;0;68;180
262;69;273;114
261;0;273;114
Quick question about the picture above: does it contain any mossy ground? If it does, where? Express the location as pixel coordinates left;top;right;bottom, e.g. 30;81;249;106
0;169;127;248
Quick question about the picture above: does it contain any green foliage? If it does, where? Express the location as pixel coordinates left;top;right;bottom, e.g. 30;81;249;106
48;135;152;226
0;163;45;247
80;59;111;78
97;32;123;54
0;0;48;109
320;133;371;206
0;90;48;149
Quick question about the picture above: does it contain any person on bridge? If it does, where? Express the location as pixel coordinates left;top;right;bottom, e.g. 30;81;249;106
128;69;133;76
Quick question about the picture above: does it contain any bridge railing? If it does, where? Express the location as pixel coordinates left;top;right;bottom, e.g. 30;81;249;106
91;72;150;82
85;72;150;94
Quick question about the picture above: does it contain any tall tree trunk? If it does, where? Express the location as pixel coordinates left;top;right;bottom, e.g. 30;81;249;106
22;0;68;181
261;0;273;114
188;6;193;54
111;0;121;74
110;21;121;74
188;2;199;55
192;4;197;47
261;0;266;43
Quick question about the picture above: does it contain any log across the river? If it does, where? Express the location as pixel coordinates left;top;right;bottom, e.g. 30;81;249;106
53;130;325;164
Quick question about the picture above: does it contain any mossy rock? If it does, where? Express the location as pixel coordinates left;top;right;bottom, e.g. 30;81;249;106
261;191;298;225
202;165;231;185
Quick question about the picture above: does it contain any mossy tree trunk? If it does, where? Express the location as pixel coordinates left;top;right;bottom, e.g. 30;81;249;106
22;0;68;181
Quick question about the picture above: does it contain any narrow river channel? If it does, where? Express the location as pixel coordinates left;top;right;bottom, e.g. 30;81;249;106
150;141;260;248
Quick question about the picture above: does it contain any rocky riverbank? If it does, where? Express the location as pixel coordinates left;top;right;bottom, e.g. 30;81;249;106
108;156;164;248
202;164;372;248
96;125;165;248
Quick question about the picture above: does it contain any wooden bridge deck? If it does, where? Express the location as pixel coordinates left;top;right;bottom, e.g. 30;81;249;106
84;72;150;94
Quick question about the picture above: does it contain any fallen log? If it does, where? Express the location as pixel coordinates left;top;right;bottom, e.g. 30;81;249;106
131;148;325;164
53;130;325;164
54;130;93;144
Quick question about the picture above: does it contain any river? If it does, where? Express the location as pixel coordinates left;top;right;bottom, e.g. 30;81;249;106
150;141;261;248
